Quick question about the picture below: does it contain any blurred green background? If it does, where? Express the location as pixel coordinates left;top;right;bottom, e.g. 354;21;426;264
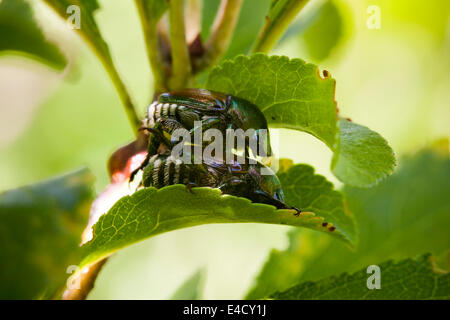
0;0;449;299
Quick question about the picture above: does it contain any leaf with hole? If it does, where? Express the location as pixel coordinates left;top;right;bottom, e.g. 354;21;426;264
205;54;395;187
79;163;356;269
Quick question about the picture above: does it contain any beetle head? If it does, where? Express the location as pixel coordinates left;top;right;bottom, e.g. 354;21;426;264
248;165;285;203
228;97;272;157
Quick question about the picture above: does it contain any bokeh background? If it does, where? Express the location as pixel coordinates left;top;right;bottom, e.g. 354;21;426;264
0;0;449;299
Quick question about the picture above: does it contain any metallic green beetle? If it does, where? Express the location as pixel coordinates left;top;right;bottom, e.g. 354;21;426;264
138;151;300;214
143;88;272;158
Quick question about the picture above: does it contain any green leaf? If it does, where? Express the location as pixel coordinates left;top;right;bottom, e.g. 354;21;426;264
205;54;395;187
0;0;66;69
138;0;169;23
245;162;357;299
42;0;110;62
0;169;94;299
171;269;205;300
206;54;338;147
301;0;346;62
271;254;450;299
340;147;450;265
331;118;396;187
278;163;357;244
247;146;450;298
80;164;357;268
245;228;328;299
202;0;311;59
222;0;271;59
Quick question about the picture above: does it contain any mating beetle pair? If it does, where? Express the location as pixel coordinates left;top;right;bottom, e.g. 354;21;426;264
144;88;272;158
132;89;300;213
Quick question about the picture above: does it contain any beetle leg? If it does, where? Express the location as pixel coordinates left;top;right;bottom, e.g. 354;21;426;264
184;117;222;142
160;118;186;134
129;142;157;184
185;182;197;194
146;128;174;150
129;125;168;183
139;124;167;154
217;178;247;197
252;189;301;213
198;117;222;130
154;118;194;146
184;117;222;137
129;155;149;183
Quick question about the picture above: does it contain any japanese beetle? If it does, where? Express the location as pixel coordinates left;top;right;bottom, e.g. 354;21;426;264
140;152;213;189
143;89;272;158
218;162;288;211
138;151;299;213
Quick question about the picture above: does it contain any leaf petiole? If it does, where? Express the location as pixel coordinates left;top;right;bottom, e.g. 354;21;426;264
252;0;311;53
168;0;193;89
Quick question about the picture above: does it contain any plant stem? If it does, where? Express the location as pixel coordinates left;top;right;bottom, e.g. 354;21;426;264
62;258;108;300
252;0;310;54
185;0;203;44
102;60;142;133
77;36;142;135
41;1;142;135
168;0;192;90
195;0;243;72
135;0;169;95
